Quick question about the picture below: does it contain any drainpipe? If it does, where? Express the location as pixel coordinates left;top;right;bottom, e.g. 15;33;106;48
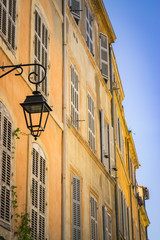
62;0;67;240
109;44;119;240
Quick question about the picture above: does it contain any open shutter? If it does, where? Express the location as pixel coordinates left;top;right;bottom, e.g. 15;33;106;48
100;111;109;171
100;33;109;80
71;64;79;130
72;175;81;240
115;105;118;144
90;195;98;240
88;93;95;152
31;145;46;239
0;103;12;224
102;206;112;240
109;124;115;175
69;0;81;20
86;2;93;55
121;133;125;161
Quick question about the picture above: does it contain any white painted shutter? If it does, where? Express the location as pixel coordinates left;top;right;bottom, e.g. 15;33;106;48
90;195;98;240
72;175;81;240
102;206;112;240
100;33;109;80
0;0;16;49
34;8;48;95
85;2;93;55
109;124;115;176
31;145;46;240
71;65;79;130
0;103;12;224
88;93;95;152
69;0;81;20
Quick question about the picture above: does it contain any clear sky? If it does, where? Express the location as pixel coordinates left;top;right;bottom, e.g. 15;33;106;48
103;0;160;239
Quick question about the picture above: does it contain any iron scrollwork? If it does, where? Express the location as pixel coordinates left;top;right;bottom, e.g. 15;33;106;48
0;63;46;90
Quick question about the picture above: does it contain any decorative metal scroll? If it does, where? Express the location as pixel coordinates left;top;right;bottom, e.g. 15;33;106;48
0;63;46;90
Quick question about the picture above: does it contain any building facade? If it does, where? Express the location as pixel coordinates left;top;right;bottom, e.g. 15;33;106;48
0;0;149;240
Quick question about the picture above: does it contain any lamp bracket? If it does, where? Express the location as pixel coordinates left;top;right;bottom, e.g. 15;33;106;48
0;63;46;91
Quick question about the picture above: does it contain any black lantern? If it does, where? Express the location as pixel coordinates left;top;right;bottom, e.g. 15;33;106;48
0;63;52;140
20;91;52;140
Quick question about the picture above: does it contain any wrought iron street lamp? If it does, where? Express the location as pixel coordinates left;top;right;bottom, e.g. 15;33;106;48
0;63;52;140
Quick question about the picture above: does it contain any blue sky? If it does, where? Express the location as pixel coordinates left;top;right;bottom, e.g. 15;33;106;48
104;0;160;239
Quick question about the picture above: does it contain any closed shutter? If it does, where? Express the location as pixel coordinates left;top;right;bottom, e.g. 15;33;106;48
31;145;46;240
0;102;12;224
127;207;130;240
123;198;127;239
34;8;48;95
69;0;81;20
0;0;16;50
121;133;125;161
71;64;79;130
102;206;112;240
85;2;93;55
100;110;109;171
100;33;109;80
90;195;98;240
72;174;81;240
115;105;118;144
118;118;122;151
109;124;115;175
88;93;95;152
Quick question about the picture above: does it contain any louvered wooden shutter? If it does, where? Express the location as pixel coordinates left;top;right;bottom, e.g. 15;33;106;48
123;198;126;239
85;2;93;55
109;124;115;176
118;118;122;151
100;33;109;80
100;111;109;171
90;195;98;240
103;206;112;240
71;65;79;130
121;133;125;161
69;0;81;20
0;103;12;224
34;9;48;95
0;0;16;49
31;145;46;240
115;105;118;144
88;93;95;152
72;175;81;240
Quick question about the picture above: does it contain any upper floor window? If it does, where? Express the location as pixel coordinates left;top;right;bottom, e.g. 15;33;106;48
85;2;93;55
99;33;109;81
88;92;95;152
34;8;48;95
102;205;112;240
72;174;81;240
71;64;79;130
90;195;98;240
100;110;115;175
0;0;16;50
0;102;12;227
69;0;81;23
31;143;46;239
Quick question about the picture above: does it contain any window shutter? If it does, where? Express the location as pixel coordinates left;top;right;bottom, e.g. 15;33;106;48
0;102;12;224
85;2;93;55
123;198;127;239
34;8;48;95
121;133;125;161
69;0;81;20
127;207;130;240
31;145;46;239
118;118;122;151
100;33;109;80
102;206;112;240
72;175;81;240
90;195;98;240
109;124;115;176
115;105;118;144
71;64;79;130
0;0;16;50
88;93;95;152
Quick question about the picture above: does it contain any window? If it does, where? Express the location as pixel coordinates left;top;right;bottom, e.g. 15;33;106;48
71;64;79;130
85;2;93;55
102;206;112;240
90;195;98;240
69;0;81;21
100;110;115;174
31;143;46;240
100;33;109;80
34;8;48;95
72;174;81;240
0;0;16;50
88;92;95;152
0;102;12;227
